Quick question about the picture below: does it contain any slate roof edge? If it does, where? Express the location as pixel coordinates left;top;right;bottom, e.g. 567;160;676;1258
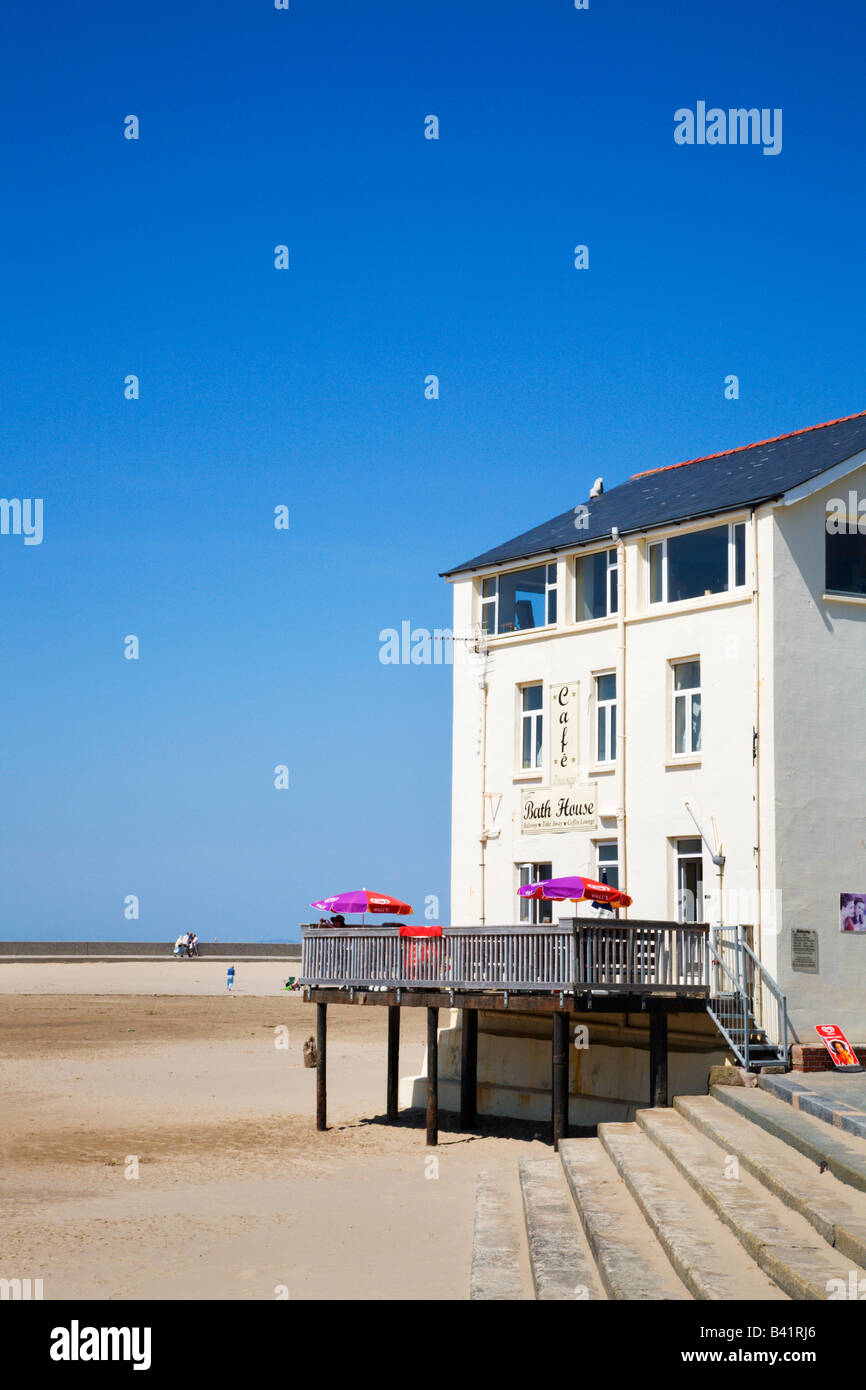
439;493;781;579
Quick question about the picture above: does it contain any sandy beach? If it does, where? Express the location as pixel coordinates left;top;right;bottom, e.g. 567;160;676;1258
0;963;545;1300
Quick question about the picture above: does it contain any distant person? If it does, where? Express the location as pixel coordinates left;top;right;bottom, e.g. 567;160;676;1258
187;932;199;957
330;914;346;927
173;934;187;959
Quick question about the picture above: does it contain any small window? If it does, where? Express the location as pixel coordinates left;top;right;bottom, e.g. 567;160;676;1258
826;529;866;597
518;862;553;924
482;565;557;635
649;522;747;604
649;542;665;604
733;523;746;588
595;672;617;764
576;549;618;621
520;685;544;770
675;838;704;923
596;840;619;890
672;659;701;756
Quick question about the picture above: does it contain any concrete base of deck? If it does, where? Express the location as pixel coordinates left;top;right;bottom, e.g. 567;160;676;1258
399;1008;730;1128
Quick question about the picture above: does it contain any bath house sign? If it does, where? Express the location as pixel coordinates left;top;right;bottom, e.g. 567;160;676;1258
520;783;598;835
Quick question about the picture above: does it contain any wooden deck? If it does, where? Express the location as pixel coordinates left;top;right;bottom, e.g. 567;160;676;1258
300;920;711;1149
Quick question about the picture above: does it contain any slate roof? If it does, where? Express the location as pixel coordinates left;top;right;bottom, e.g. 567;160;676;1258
442;410;866;576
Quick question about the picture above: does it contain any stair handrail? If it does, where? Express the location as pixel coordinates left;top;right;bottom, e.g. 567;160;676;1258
738;933;789;1060
709;925;789;1065
706;935;751;1068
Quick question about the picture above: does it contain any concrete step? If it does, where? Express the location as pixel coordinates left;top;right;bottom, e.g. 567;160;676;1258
598;1122;787;1301
558;1138;692;1300
637;1106;859;1300
676;1093;866;1268
714;1084;866;1195
758;1072;866;1142
518;1158;606;1301
470;1169;531;1300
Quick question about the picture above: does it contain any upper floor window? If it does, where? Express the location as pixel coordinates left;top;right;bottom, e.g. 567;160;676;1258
595;672;616;764
520;685;544;770
648;522;746;605
826;526;866;597
481;563;557;635
575;548;618;621
672;659;701;756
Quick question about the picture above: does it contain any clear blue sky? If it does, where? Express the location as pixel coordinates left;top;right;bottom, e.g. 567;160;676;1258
1;0;864;940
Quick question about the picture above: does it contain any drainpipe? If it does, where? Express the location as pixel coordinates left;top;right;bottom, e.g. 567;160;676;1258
615;531;628;918
479;671;488;927
751;506;763;964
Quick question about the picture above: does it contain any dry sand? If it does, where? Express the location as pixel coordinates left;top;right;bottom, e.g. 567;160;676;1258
0;963;547;1300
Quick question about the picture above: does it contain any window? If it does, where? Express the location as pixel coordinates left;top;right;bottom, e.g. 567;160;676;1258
595;672;616;764
675;838;704;923
518;863;553;924
826;529;866;597
672;659;701;756
520;685;543;770
482;564;558;635
648;522;747;604
576;548;618;621
596;840;619;891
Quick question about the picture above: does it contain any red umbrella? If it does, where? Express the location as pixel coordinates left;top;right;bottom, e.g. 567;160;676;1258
310;889;413;921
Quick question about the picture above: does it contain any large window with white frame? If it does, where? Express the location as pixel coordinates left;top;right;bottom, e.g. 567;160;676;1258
520;684;544;770
575;548;618;621
518;862;553;924
648;522;746;605
594;672;617;765
481;564;558;635
672;658;701;756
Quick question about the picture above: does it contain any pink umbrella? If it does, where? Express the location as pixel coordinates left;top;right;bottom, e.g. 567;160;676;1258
310;889;413;922
518;875;632;910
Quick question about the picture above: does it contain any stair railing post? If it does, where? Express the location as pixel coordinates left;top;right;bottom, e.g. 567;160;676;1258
742;990;750;1071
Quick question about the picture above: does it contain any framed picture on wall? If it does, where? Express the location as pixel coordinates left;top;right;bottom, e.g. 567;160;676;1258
840;894;866;933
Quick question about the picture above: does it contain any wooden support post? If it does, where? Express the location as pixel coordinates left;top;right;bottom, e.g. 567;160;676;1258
460;1008;478;1129
387;1005;400;1122
426;1006;439;1146
552;1009;569;1151
316;1001;327;1131
649;1008;668;1108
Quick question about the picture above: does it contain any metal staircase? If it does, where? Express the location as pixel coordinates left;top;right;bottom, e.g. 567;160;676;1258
707;926;789;1069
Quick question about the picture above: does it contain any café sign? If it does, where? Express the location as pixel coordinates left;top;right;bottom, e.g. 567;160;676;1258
521;783;598;835
550;682;580;784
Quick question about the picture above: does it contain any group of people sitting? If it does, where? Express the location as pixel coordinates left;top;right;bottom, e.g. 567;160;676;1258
315;915;346;927
172;932;199;958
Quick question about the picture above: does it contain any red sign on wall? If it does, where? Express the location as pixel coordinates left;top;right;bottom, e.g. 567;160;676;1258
816;1024;861;1069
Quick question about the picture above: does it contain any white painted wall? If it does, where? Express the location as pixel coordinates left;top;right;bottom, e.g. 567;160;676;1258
450;519;759;934
771;464;866;1037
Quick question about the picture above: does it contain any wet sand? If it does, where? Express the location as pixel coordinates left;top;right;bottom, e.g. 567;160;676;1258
0;965;546;1299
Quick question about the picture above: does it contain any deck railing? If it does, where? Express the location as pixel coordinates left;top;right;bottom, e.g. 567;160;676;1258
300;920;710;993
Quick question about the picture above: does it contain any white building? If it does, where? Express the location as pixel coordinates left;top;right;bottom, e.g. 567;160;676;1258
423;411;866;1122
